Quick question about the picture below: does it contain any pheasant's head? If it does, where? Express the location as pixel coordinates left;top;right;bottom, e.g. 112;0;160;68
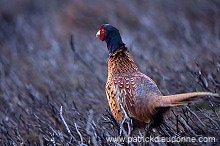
96;24;125;55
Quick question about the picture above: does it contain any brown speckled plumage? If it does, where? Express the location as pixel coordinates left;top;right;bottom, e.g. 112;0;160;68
106;48;167;127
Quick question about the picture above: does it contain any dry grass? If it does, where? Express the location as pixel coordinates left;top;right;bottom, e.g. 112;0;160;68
0;0;220;145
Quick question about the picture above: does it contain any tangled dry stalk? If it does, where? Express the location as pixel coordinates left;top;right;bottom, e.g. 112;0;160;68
0;0;220;145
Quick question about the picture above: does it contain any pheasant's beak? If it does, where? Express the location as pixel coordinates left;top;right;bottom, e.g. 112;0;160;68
96;30;101;37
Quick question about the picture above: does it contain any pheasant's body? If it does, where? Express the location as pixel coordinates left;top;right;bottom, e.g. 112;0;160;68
106;49;165;126
96;24;219;128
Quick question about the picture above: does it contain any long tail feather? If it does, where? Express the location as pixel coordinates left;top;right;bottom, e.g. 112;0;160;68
157;92;219;107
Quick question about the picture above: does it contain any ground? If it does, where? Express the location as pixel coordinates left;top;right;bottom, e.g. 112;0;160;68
0;0;220;145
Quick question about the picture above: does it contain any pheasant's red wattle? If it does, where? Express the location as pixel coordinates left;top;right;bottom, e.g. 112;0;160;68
100;26;107;41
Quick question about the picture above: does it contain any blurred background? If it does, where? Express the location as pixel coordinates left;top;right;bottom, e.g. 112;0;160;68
0;0;220;145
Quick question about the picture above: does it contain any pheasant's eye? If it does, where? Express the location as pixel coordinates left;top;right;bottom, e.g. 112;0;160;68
100;26;107;41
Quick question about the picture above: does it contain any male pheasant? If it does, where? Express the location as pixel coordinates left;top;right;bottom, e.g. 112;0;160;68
96;24;219;128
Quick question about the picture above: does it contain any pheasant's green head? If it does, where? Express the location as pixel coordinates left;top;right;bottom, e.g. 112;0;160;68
96;24;125;56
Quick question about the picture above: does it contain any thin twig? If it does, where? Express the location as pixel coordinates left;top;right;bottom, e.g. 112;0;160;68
86;109;99;146
74;123;84;144
60;106;78;143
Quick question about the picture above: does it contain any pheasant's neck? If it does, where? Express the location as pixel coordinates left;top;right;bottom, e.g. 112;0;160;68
105;32;125;55
108;49;139;76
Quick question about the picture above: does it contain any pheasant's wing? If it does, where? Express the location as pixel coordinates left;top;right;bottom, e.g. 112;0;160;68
132;73;163;123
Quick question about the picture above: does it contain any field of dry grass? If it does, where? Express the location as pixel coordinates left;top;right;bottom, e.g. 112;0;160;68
0;0;220;145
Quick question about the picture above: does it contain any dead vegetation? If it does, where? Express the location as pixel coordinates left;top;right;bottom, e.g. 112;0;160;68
0;0;220;145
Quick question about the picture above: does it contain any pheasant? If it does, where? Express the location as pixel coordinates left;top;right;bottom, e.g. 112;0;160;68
96;24;219;129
